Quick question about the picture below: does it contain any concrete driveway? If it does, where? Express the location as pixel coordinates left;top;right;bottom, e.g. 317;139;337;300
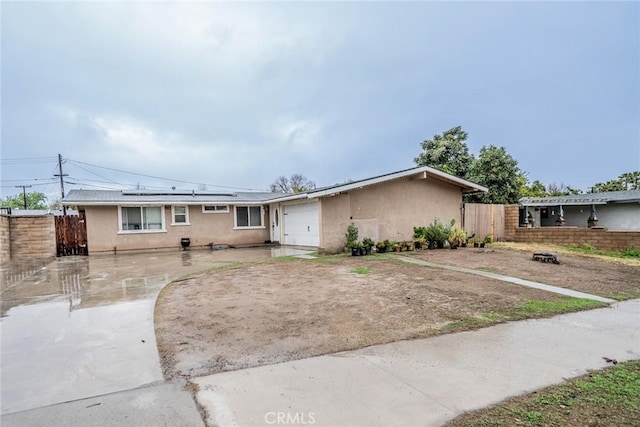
0;247;307;418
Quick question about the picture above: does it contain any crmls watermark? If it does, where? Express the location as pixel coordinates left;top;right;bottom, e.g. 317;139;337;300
264;412;316;425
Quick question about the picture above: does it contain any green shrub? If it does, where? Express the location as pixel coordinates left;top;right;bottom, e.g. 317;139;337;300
425;218;450;246
622;247;640;258
345;223;359;248
413;226;427;240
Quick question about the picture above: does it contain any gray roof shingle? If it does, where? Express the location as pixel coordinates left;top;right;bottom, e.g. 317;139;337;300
520;190;640;206
63;189;285;205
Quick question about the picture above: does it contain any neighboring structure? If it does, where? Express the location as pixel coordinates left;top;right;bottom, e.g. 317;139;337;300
63;166;487;254
520;190;640;231
3;208;79;217
504;204;640;252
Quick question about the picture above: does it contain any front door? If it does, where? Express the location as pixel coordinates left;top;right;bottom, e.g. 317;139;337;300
270;203;281;243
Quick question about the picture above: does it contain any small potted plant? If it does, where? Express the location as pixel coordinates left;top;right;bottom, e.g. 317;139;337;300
362;237;374;256
413;226;427;250
465;233;476;248
448;226;467;250
345;223;359;253
481;234;492;248
376;241;387;253
391;241;401;252
348;241;361;256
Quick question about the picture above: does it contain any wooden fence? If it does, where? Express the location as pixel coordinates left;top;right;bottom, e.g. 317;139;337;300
463;203;505;242
55;214;88;257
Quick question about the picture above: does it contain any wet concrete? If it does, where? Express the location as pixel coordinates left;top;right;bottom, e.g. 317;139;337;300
1;247;310;415
1;382;204;427
193;300;640;426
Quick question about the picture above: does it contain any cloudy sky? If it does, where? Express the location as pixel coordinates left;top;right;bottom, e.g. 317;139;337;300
2;1;638;201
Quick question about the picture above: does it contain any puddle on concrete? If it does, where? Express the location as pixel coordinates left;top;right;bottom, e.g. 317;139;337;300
0;247;313;414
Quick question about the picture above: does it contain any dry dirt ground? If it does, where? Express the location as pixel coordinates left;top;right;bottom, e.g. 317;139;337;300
154;248;638;381
412;245;640;300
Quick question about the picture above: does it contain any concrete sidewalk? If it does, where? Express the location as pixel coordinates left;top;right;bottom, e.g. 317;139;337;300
1;382;204;427
194;299;640;427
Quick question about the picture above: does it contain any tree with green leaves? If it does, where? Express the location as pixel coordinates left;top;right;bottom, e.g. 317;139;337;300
520;179;548;198
270;174;316;193
590;171;640;193
519;180;583;198
1;191;48;209
466;145;525;204
414;126;475;178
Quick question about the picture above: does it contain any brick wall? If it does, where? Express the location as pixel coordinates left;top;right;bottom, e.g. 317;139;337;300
8;216;56;259
0;215;10;264
504;205;640;251
504;204;519;241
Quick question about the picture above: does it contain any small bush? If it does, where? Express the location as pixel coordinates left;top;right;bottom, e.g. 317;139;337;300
622;247;640;258
345;223;359;248
425;218;451;246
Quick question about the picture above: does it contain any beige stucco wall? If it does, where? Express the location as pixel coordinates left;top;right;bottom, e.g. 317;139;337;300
83;205;270;253
319;194;351;251
320;177;463;251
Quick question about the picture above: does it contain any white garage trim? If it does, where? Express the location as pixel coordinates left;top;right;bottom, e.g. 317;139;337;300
282;201;320;247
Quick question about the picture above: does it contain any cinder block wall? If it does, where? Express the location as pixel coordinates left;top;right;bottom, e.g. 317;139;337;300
9;216;56;259
0;215;10;263
504;205;640;251
504;204;520;241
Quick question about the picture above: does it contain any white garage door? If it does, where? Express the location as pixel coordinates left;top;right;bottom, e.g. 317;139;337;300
283;202;320;247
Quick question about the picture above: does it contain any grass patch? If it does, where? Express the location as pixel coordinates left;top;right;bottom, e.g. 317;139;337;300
350;266;372;275
446;360;640;427
513;298;606;318
611;290;640;301
477;266;500;273
493;242;640;267
310;252;350;264
482;313;506;321
440;298;605;335
442;313;507;331
562;243;640;260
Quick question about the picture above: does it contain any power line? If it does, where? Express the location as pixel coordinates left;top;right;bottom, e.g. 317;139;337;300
0;182;56;188
65;158;266;192
66;161;129;186
65;177;176;191
1;178;57;182
1;156;58;165
65;181;126;190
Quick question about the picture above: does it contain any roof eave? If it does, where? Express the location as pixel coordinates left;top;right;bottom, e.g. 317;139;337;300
265;193;310;203
308;167;487;199
63;200;269;206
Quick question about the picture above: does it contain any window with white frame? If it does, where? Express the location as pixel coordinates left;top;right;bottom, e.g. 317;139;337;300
202;205;229;213
234;206;263;228
172;205;189;225
120;206;164;232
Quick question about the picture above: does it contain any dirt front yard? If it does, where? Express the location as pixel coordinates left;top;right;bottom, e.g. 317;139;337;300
154;248;637;381
412;245;640;300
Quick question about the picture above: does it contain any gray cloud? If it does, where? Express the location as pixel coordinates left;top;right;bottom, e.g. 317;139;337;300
2;2;638;200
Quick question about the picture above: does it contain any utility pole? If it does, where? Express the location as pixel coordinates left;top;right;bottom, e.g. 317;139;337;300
54;153;69;215
15;185;32;209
